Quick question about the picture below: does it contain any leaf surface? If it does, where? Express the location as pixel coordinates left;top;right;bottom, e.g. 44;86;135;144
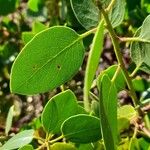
0;130;34;150
10;26;84;95
61;114;101;143
41;90;78;133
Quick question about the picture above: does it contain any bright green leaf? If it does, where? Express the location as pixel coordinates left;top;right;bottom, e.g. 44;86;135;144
61;114;101;143
10;26;84;95
41;90;79;134
118;105;137;120
98;74;117;150
51;143;76;150
70;0;100;30
18;145;34;150
28;0;39;12
84;20;104;109
5;105;14;136
0;130;34;150
117;118;130;133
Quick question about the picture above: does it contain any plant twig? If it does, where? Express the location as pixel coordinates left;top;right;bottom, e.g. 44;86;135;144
96;1;143;116
130;63;142;78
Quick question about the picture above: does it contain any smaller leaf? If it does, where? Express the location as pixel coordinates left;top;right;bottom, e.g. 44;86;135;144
5;105;14;136
61;114;101;143
70;0;100;30
1;130;34;150
28;0;40;12
41;90;79;134
109;0;126;28
97;65;126;91
118;105;137;120
51;143;76;150
18;145;34;150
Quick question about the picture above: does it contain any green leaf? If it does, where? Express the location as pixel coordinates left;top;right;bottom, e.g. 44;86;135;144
118;105;137;120
32;21;47;34
10;26;84;95
41;90;79;134
97;65;126;91
0;130;34;150
78;144;94;150
18;145;34;150
117;118;130;133
5;105;14;136
109;0;126;28
70;0;100;30
61;114;101;143
138;137;150;150
98;74;117;150
28;0;40;12
0;0;18;16
131;15;150;73
51;143;76;150
22;32;35;45
91;100;99;117
84;20;104;108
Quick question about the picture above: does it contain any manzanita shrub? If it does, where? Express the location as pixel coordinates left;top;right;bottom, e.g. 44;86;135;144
1;0;150;149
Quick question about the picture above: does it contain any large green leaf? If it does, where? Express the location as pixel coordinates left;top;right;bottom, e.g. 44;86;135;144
61;114;101;143
41;90;79;134
131;15;150;73
0;130;34;150
84;20;104;110
10;26;84;95
70;0;100;30
98;74;117;150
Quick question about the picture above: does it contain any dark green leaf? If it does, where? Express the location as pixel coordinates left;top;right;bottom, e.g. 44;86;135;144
41;90;78;134
0;130;34;150
98;74;117;150
0;0;18;16
61;114;101;143
70;0;100;30
10;26;84;95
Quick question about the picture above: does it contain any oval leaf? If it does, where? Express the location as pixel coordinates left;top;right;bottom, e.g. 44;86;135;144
10;26;84;95
0;130;34;150
61;114;101;143
98;74;117;150
41;90;79;134
70;0;100;30
84;20;104;109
